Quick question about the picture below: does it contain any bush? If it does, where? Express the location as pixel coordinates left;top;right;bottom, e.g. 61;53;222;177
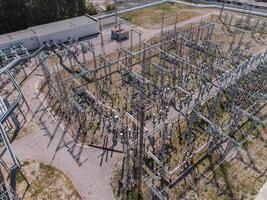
106;3;116;12
87;3;97;15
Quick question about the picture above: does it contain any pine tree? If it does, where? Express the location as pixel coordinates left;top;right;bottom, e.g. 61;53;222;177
77;0;87;15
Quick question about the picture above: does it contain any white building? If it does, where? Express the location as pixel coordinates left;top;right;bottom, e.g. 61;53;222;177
0;15;99;51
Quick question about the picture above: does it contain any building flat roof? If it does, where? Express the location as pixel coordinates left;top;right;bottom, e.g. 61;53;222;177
30;15;97;36
0;30;34;46
0;15;98;47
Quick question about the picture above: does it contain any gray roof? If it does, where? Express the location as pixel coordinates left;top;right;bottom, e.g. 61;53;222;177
30;15;97;36
0;30;35;43
0;15;97;46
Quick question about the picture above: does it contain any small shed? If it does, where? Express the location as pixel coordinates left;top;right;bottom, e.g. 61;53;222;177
111;28;129;41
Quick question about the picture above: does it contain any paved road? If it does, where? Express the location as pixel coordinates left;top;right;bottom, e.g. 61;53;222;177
256;182;267;200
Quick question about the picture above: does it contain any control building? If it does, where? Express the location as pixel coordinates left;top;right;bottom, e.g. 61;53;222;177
0;15;99;52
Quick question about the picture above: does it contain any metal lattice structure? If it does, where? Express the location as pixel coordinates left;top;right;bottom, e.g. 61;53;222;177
0;6;266;200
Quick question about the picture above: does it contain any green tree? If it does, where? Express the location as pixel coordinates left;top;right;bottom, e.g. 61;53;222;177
0;0;28;34
106;3;116;12
77;0;87;15
87;2;97;15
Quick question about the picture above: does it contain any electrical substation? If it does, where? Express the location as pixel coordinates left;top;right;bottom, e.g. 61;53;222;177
0;1;267;200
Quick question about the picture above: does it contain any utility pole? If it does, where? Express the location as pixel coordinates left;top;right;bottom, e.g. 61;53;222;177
137;43;148;200
219;0;225;19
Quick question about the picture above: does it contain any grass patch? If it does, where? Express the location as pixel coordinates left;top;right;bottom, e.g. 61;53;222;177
22;160;30;166
16;161;82;200
106;3;116;12
121;3;210;29
16;172;24;184
215;161;231;178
